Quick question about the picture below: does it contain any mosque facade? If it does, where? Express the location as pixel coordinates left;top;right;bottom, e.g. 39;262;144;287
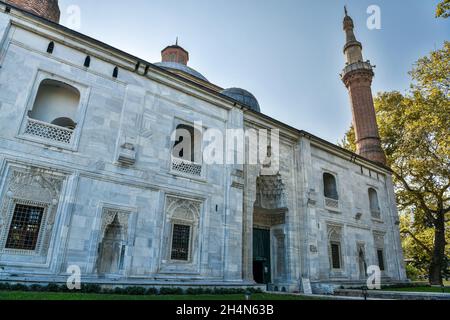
0;0;407;293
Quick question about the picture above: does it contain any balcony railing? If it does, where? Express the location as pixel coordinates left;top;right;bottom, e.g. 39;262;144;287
342;61;373;75
24;117;74;145
325;197;339;210
171;158;202;177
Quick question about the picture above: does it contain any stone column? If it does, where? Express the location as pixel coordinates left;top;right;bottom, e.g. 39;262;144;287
223;108;245;281
297;137;319;281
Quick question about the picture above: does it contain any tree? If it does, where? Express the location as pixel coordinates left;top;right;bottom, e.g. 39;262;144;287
341;42;450;285
436;0;450;18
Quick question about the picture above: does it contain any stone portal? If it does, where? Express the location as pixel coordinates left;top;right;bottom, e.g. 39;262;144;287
252;174;287;285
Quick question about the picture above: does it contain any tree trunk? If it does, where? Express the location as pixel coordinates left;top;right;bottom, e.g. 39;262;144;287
429;213;446;285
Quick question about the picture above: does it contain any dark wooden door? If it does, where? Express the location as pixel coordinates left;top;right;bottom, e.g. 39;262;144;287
253;228;271;284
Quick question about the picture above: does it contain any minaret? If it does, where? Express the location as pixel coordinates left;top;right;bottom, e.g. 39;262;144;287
341;8;386;165
4;0;60;23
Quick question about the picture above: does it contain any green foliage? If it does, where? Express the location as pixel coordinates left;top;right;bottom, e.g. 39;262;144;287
81;284;101;293
341;42;450;284
405;264;423;281
145;287;158;295
436;0;450;18
0;283;264;297
159;287;184;295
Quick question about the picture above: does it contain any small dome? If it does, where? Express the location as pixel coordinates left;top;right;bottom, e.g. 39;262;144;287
221;87;261;112
154;61;209;82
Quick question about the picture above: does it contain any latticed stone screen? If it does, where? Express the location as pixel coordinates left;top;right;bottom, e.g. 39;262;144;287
25;118;73;144
325;198;339;209
6;204;44;251
171;224;191;261
171;158;202;177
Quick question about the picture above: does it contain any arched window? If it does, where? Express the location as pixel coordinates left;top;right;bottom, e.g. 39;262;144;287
29;79;80;127
369;188;380;219
84;56;91;68
171;123;203;176
172;124;202;163
323;173;338;200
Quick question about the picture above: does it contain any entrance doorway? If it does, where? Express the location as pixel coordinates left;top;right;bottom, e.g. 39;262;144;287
253;228;271;284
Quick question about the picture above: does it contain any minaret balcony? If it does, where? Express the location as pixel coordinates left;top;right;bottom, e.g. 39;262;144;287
342;61;373;76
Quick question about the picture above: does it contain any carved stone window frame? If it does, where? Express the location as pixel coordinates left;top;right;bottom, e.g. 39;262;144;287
161;195;202;271
0;165;65;261
0;198;50;256
17;69;91;151
327;224;345;274
373;231;387;273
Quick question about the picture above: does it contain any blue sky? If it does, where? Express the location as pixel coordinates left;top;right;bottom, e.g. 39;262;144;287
58;0;448;144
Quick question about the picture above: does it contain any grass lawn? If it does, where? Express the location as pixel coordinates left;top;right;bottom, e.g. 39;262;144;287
0;291;322;301
382;286;450;293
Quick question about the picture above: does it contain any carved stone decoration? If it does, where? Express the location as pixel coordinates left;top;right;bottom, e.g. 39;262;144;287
166;196;201;224
6;168;62;204
373;232;385;249
99;208;130;241
117;142;136;166
231;169;245;189
254;174;287;210
328;224;342;242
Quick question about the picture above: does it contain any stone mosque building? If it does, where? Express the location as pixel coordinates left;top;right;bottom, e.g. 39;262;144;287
0;0;407;293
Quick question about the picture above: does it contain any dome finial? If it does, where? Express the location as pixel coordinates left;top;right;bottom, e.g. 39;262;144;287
344;5;348;16
176;36;179;46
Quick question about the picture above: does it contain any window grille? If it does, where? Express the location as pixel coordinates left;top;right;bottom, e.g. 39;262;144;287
331;242;341;269
171;224;191;261
377;249;385;271
5;204;44;251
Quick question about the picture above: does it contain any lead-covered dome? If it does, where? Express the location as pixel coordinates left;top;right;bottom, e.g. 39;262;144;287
221;88;261;112
154;61;209;82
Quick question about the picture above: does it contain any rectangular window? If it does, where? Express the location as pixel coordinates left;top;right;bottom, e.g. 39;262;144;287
5;204;44;251
377;249;385;271
331;242;341;269
171;224;191;261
